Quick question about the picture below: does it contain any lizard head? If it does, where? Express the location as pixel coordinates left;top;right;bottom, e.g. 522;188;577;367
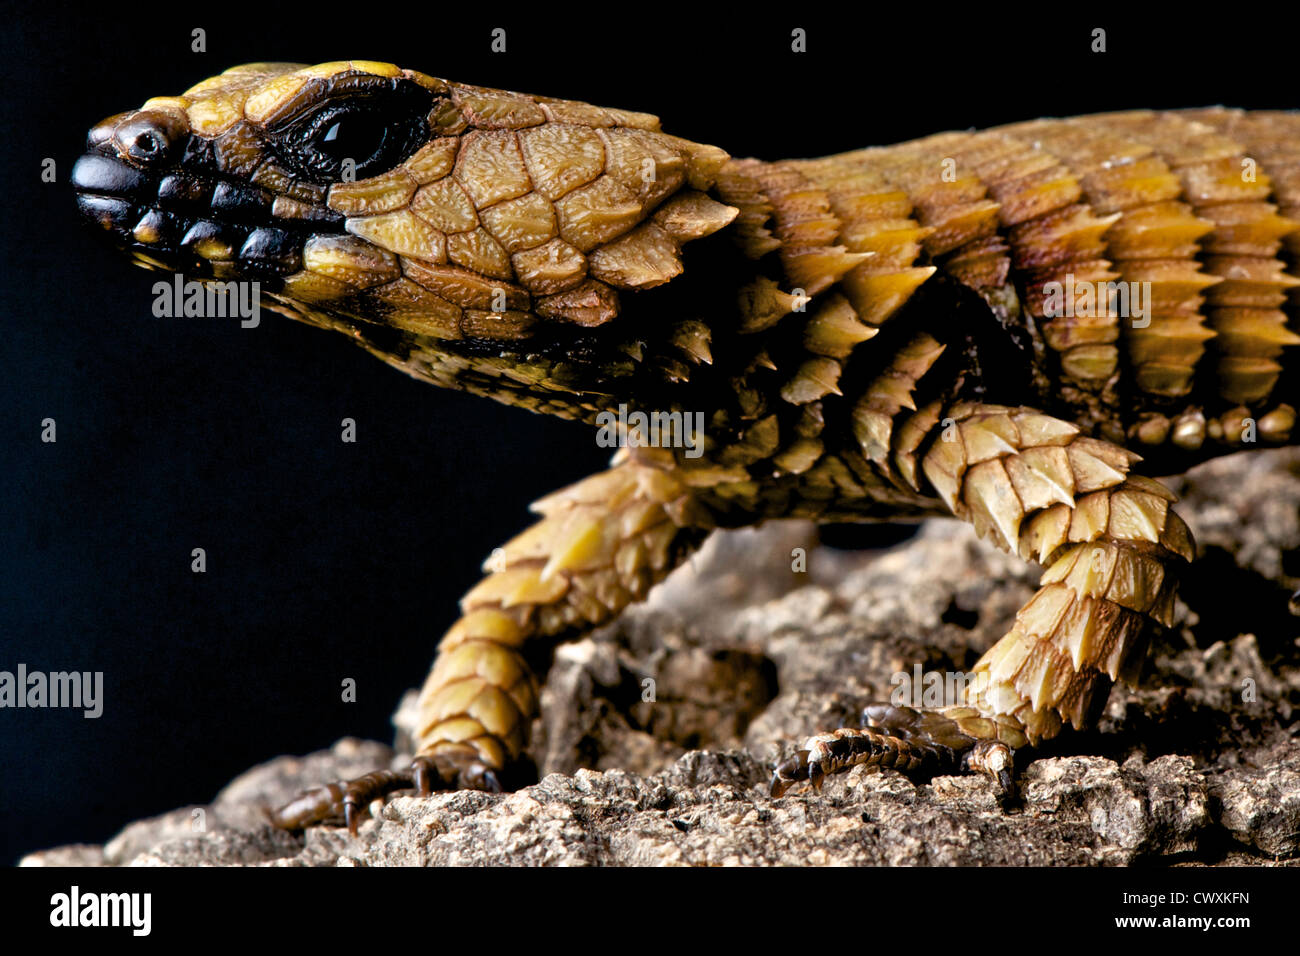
72;60;738;416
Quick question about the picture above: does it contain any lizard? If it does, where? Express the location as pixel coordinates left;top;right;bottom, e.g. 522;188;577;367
68;59;1300;832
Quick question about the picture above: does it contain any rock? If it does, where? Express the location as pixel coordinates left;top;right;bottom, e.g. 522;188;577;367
1215;761;1300;858
21;450;1300;866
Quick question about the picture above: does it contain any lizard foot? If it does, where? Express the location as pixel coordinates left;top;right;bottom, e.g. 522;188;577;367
769;703;1019;805
269;749;503;834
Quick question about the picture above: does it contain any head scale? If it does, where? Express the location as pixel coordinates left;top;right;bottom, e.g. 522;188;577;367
72;61;738;414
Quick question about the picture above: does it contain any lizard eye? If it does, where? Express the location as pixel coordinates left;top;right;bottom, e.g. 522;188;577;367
269;79;434;184
305;108;391;173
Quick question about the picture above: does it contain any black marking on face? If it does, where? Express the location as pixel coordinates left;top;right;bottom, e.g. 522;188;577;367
262;74;436;185
71;72;437;283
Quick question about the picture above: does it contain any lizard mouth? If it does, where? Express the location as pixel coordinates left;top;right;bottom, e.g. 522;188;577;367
71;110;345;287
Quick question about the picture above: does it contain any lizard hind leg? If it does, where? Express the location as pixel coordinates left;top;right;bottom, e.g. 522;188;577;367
270;454;711;832
771;403;1193;803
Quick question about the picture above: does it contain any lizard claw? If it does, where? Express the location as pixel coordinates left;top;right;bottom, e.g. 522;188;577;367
965;739;1018;806
270;749;505;833
808;758;827;792
770;750;813;797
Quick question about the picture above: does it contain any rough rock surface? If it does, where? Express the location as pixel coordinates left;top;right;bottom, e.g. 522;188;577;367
24;449;1300;866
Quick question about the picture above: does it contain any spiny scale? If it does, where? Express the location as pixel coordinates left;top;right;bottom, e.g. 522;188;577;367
70;61;1300;825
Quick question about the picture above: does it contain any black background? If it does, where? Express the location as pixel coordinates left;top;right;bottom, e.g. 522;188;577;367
2;4;1296;864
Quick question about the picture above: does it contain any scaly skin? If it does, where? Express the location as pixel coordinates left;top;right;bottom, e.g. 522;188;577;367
70;61;1300;828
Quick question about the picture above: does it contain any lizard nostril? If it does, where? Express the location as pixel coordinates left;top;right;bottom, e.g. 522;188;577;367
86;111;131;151
111;109;189;168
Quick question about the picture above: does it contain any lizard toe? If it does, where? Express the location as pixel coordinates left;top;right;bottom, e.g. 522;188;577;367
269;748;509;833
770;703;1021;803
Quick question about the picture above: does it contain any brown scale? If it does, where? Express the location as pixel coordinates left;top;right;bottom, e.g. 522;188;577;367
711;159;971;518
1190;111;1300;258
553;155;948;522
777;156;938;498
73;64;1300;824
1086;113;1300;442
788;154;937;325
930;130;1122;417
713;147;959;510
703;159;892;512
1175;110;1300;445
794;129;1128;443
997;118;1219;416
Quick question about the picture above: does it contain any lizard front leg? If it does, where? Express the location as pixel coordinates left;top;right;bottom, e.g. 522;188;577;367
271;452;711;832
772;403;1194;800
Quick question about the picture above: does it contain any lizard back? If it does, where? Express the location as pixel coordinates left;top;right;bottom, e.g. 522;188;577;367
70;65;1300;521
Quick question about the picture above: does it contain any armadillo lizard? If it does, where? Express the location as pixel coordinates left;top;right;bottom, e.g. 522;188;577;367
70;60;1300;829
